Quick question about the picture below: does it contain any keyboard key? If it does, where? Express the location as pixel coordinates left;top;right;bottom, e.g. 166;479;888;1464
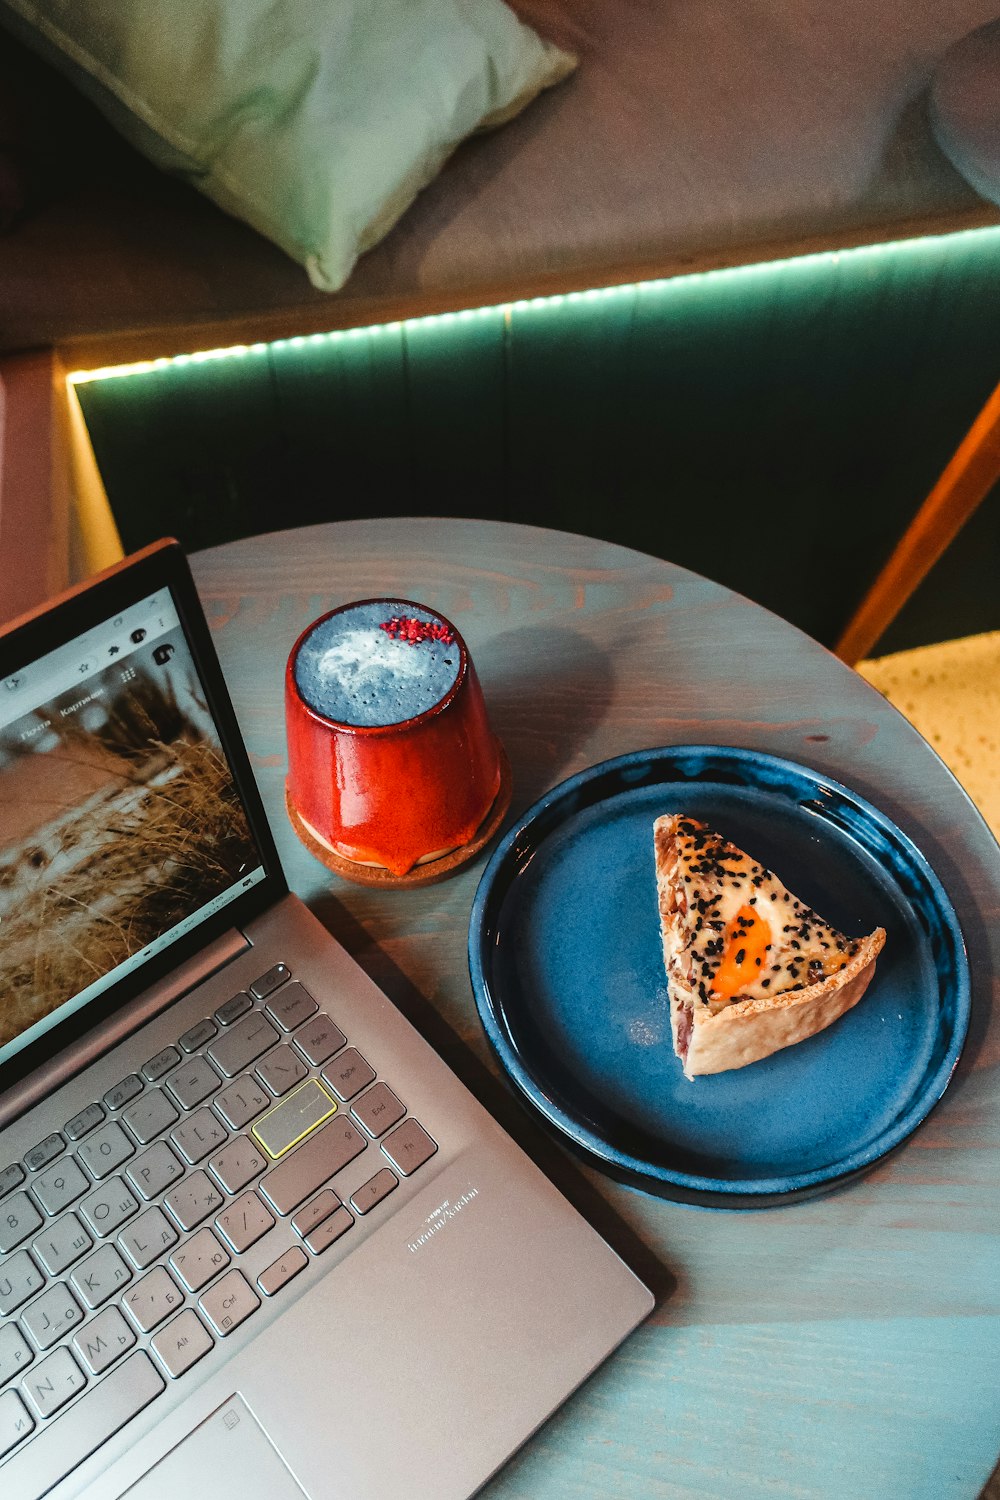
119;1206;178;1270
170;1227;230;1293
0;1249;45;1315
257;1246;307;1298
350;1168;398;1215
142;1046;180;1083
208;1136;267;1195
103;1075;143;1112
22;1346;86;1419
249;964;291;1000
207;1013;280;1079
24;1133;65;1174
73;1305;136;1376
214;1075;270;1131
63;1104;105;1142
0;1387;34;1455
0;1191;43;1252
199;1268;259;1336
304;1206;354;1256
2;1353;163;1493
126;1141;185;1201
382;1119;438;1177
164;1055;221;1110
259;1116;367;1217
252;1079;339;1161
214;992;252;1027
151;1309;214;1379
215;1191;274;1254
170;1108;227;1165
22;1282;84;1351
78;1121;135;1180
351;1083;406;1139
122;1267;183;1332
178;1018;218;1053
322;1048;376;1102
70;1244;132;1309
33;1213;92;1277
0;1324;33;1386
79;1178;139;1238
121;1089;179;1145
256;1045;308;1098
0;1162;26;1198
31;1155;89;1216
266;982;317;1032
290;1189;341;1239
163;1170;224;1232
293;1012;347;1067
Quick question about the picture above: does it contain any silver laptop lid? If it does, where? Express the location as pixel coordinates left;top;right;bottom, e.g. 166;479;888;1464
0;540;287;1103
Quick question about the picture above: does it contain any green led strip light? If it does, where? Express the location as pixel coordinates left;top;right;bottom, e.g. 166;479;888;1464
66;224;1000;386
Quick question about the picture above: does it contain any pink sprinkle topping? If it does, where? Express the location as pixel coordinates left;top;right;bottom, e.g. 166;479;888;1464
379;616;455;646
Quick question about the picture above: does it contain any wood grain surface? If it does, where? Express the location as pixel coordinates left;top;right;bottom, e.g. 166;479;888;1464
190;518;1000;1500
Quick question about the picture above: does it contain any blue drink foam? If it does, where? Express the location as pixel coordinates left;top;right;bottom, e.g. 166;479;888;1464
293;601;462;728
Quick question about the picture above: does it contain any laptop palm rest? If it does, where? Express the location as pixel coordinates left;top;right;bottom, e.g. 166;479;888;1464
104;1137;650;1500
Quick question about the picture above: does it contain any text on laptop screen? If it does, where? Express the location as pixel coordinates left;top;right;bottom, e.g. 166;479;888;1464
0;588;266;1069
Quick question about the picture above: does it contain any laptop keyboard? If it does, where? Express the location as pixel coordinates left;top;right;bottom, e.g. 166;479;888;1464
0;964;438;1487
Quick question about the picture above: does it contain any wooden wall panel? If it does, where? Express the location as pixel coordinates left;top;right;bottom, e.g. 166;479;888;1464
72;238;1000;650
80;353;280;554
0;352;67;621
269;329;409;526
401;315;507;523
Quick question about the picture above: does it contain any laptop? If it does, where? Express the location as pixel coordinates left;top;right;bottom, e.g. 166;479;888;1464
0;539;653;1500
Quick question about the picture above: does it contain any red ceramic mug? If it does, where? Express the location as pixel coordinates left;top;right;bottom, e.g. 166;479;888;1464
285;599;510;886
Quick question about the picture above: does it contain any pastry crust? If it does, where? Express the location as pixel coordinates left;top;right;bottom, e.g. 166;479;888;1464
654;814;886;1078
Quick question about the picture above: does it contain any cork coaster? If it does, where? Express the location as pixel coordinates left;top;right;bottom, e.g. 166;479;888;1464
286;742;513;888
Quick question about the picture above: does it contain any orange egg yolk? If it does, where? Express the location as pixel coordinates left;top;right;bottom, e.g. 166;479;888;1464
711;904;772;1002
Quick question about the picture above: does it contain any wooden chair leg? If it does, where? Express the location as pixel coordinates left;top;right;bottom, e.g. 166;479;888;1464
835;376;1000;667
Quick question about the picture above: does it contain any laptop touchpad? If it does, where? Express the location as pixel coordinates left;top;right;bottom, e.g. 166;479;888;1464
119;1395;308;1500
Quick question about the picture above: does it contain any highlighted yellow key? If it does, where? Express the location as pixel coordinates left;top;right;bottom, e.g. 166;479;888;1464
252;1079;338;1160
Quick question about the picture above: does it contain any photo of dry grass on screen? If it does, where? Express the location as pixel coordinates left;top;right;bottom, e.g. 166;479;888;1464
0;659;258;1049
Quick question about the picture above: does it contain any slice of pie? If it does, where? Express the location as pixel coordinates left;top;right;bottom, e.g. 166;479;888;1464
653;814;886;1078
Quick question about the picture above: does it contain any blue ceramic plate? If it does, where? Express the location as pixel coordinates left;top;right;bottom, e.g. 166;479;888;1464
468;746;970;1207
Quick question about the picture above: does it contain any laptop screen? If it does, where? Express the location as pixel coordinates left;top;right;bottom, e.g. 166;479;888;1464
0;583;267;1074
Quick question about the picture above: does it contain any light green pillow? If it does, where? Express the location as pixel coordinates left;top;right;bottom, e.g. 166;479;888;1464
0;0;575;289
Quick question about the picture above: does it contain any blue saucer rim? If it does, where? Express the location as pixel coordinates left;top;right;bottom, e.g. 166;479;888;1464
467;744;971;1207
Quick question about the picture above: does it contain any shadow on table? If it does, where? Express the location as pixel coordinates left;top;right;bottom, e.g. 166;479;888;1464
309;890;676;1309
480;625;617;812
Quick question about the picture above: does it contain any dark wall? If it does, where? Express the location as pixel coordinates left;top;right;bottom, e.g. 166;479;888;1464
77;231;1000;654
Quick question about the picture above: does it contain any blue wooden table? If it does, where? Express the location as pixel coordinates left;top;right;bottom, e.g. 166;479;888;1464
192;517;1000;1500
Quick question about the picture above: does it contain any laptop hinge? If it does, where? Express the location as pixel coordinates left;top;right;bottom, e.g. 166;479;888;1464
0;928;251;1130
